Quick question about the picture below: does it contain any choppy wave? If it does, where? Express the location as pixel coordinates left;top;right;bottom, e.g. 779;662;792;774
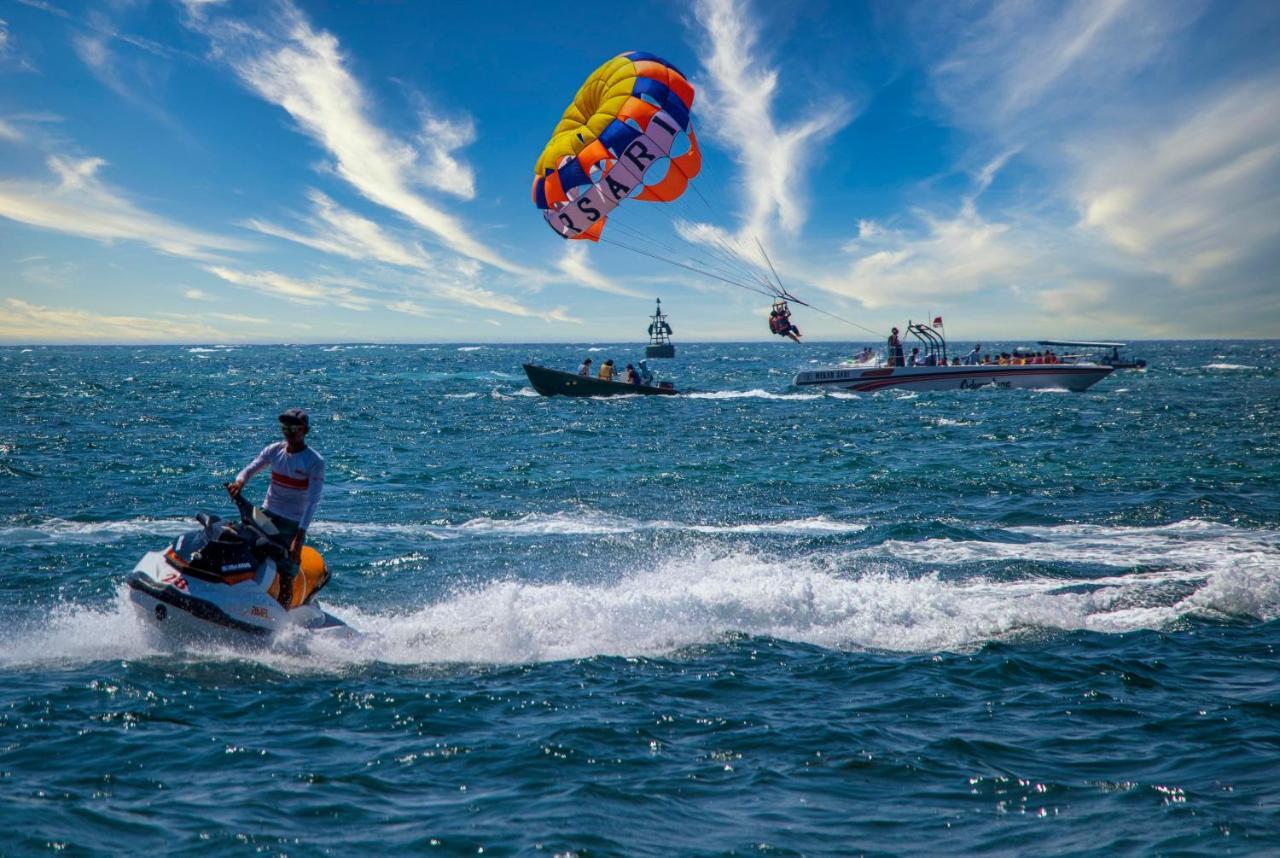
1203;363;1257;371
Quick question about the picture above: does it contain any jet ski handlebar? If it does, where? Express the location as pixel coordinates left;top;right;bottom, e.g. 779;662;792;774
221;482;286;554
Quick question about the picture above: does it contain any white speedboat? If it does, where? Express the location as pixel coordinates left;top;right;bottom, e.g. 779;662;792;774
795;361;1113;392
795;322;1113;393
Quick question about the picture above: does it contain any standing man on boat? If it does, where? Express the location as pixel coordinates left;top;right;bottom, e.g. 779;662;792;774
888;327;904;367
227;408;324;608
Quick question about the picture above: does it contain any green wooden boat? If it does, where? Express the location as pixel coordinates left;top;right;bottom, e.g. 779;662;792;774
523;363;679;397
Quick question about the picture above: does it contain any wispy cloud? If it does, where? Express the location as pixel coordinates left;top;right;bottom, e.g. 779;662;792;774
417;113;476;200
183;0;521;273
1072;77;1280;292
0;298;228;342
922;0;1200;136
376;261;580;323
245;189;432;269
556;244;646;299
0;155;252;259
204;265;375;312
692;0;854;240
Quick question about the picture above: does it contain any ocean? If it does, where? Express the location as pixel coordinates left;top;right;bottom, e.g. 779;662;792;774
0;340;1277;855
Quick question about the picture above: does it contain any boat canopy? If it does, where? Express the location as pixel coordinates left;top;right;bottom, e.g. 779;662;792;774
1037;340;1127;348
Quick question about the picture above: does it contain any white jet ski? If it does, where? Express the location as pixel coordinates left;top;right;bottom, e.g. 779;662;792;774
126;489;351;644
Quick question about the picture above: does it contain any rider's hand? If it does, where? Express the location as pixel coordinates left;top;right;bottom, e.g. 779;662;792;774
227;480;244;498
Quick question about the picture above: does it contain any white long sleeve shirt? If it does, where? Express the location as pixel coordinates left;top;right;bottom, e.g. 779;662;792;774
236;442;325;529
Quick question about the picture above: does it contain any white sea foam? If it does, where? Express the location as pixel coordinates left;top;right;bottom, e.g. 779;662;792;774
5;525;1275;669
685;389;822;401
457;346;483;352
0;512;868;544
1203;363;1257;371
2;519;1273;668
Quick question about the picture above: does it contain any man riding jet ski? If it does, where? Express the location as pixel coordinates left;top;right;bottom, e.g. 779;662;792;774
125;485;350;642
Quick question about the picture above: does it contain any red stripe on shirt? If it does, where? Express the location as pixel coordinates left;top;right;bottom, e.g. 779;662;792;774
271;471;310;490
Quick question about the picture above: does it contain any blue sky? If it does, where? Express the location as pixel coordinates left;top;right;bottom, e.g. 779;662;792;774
1;0;1277;344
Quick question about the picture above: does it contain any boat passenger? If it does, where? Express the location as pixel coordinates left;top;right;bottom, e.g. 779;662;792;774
598;359;616;382
908;347;921;366
888;327;904;367
637;360;654;385
578;357;593;376
965;344;982;365
625;363;641;385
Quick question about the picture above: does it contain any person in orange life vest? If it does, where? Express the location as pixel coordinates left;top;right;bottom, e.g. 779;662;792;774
598;359;616;381
227;408;324;607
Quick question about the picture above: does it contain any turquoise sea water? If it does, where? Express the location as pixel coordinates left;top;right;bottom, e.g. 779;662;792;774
1;340;1277;855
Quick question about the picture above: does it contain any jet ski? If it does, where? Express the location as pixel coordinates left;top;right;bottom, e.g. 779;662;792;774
126;488;351;643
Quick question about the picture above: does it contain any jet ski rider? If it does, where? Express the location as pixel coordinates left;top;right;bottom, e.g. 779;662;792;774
226;408;325;607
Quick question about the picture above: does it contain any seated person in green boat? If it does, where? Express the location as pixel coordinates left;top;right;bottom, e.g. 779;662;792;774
597;359;616;381
625;363;641;385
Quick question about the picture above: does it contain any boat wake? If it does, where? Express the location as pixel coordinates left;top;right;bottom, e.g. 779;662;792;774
0;512;869;544
2;520;1275;670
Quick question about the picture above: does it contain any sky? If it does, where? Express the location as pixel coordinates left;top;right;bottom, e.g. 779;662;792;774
0;0;1277;344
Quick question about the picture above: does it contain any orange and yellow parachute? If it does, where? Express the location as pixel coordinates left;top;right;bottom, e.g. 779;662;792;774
533;52;701;241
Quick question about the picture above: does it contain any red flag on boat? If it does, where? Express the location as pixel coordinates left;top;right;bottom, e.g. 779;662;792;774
932;316;944;328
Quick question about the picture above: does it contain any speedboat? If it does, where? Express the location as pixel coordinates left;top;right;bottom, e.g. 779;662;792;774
523;363;678;397
126;490;351;644
795;321;1114;393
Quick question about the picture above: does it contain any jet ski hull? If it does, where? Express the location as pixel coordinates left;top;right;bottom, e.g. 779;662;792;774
126;550;351;645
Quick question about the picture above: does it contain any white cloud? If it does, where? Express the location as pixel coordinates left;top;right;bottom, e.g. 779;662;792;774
0;298;228;342
692;0;854;240
417;114;476;200
556;243;646;298
0;119;21;142
822;201;1032;309
184;288;211;300
248;190;575;320
0;155;252;259
923;0;1199;134
380;261;580;323
184;1;521;273
1072;77;1280;290
245;189;432;269
205;265;375;312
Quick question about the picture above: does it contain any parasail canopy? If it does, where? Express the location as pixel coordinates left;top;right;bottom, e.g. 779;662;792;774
533;52;702;242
